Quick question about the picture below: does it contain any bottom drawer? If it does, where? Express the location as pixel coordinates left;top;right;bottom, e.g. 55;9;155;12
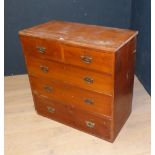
74;109;112;140
33;94;74;126
33;94;112;141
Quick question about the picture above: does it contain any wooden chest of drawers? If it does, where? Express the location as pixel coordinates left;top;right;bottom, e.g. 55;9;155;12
19;20;138;142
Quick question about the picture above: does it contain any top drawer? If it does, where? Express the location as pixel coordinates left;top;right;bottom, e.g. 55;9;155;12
20;35;114;75
63;44;114;75
19;35;62;62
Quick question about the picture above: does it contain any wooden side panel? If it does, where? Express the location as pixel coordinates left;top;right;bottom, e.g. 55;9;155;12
113;37;137;140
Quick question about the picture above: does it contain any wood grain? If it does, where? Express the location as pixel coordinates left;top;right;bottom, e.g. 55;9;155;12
29;76;113;117
19;35;62;62
26;57;113;95
4;75;150;155
63;43;114;74
18;20;138;142
113;37;137;139
19;20;138;51
20;34;115;75
33;94;112;141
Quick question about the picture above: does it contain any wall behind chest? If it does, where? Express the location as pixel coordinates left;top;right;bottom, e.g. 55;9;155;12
131;0;151;94
4;0;132;75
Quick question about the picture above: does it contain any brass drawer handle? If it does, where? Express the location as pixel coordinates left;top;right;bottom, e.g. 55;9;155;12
83;76;94;84
84;98;94;105
47;106;55;113
40;65;48;73
36;46;46;53
86;121;95;128
44;85;53;92
81;55;92;64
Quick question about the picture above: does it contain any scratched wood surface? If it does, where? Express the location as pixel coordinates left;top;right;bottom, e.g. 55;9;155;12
19;20;138;51
5;75;150;155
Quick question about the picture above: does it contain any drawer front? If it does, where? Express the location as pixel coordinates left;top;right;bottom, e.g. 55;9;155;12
20;35;62;61
33;94;112;141
74;109;112;140
26;57;113;95
63;44;114;74
33;94;74;126
30;76;112;117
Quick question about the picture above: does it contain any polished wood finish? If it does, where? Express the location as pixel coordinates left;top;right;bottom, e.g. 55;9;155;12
19;20;137;51
26;57;113;95
5;75;151;155
30;76;112;117
33;94;75;126
63;44;114;74
113;37;136;139
19;20;138;142
33;94;112;141
20;35;115;74
20;35;62;62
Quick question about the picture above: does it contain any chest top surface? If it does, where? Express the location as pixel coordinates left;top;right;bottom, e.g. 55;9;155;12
19;20;138;52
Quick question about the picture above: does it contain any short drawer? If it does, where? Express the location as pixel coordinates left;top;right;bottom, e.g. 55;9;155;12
33;94;74;126
19;35;62;62
26;57;113;95
30;76;113;117
74;109;112;140
63;44;114;75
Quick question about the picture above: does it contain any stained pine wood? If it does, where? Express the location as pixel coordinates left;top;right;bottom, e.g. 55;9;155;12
33;94;112;141
63;44;114;74
19;20;138;142
26;57;113;95
30;76;112;117
113;37;136;139
33;95;75;126
4;75;150;155
19;20;138;51
20;35;62;62
20;35;115;74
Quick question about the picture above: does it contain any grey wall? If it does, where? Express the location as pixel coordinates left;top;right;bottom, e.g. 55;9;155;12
131;0;151;94
5;0;132;75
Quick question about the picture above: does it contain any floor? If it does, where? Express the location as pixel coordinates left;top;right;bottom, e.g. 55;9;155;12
5;75;150;155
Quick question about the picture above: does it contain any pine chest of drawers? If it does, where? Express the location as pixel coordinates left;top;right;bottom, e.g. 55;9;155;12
19;20;138;142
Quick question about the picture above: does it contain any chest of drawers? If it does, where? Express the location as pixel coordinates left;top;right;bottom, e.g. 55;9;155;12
19;20;138;142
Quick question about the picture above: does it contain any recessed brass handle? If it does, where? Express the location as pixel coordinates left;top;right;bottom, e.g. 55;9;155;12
86;121;95;128
81;55;92;64
83;76;94;84
44;85;53;92
47;106;55;113
84;98;94;105
36;46;46;53
40;65;48;73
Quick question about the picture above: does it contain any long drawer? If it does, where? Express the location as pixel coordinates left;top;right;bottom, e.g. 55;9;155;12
26;57;113;95
30;76;113;117
33;94;112;141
